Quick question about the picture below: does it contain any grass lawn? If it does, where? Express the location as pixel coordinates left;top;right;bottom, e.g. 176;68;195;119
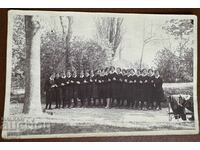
5;82;195;137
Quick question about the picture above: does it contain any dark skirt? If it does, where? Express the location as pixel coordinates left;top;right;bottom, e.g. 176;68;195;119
111;82;118;99
147;86;154;103
135;86;142;102
128;84;136;101
79;84;86;99
73;85;79;99
154;88;164;102
116;82;122;99
102;83;110;99
46;89;53;103
85;83;90;99
68;85;74;99
122;83;129;100
92;83;98;99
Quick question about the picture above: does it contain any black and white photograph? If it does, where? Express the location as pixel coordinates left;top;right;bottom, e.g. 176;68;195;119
2;10;198;139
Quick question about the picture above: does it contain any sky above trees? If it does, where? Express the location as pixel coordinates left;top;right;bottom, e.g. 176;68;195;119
65;14;195;67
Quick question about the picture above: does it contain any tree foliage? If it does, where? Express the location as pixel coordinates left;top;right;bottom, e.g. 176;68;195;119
154;19;194;82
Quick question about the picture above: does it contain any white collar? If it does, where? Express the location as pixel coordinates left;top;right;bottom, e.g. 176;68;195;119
155;75;160;79
62;75;66;78
50;76;54;80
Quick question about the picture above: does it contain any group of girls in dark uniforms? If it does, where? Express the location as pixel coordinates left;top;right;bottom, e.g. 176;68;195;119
44;67;164;111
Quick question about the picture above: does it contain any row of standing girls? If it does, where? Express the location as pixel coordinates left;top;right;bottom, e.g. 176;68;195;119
44;67;164;110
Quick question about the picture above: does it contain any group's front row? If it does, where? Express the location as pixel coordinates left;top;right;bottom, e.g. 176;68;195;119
44;67;164;110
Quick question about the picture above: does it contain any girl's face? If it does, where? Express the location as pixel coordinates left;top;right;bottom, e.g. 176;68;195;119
97;70;101;75
56;73;60;78
155;71;160;76
85;71;89;77
111;67;115;72
130;70;135;75
80;71;84;76
122;70;126;75
61;71;66;77
148;70;153;76
73;72;77;77
90;70;94;76
116;68;121;74
137;70;140;75
66;71;71;77
143;70;147;75
101;70;104;76
51;73;55;79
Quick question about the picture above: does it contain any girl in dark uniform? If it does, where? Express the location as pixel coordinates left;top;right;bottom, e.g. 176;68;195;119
110;66;118;107
126;69;132;108
128;69;137;109
44;73;55;110
66;70;72;108
60;71;67;108
141;69;149;110
84;70;90;107
88;70;95;107
105;67;111;108
79;70;85;107
93;70;99;106
121;69;129;108
147;69;155;110
96;69;102;106
72;70;79;107
136;69;142;110
54;73;61;109
116;67;122;107
98;69;105;106
154;70;164;110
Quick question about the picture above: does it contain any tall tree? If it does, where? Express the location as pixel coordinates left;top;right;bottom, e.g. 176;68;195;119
59;16;73;71
162;19;194;81
23;16;42;114
95;17;124;59
162;19;194;57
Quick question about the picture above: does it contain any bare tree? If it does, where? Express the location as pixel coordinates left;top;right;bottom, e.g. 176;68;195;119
139;23;169;69
59;16;73;71
23;16;42;114
95;17;124;59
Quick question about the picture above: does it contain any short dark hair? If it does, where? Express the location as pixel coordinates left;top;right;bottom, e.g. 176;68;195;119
148;69;153;73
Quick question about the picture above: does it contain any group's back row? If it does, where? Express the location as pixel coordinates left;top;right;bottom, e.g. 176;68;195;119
44;67;164;111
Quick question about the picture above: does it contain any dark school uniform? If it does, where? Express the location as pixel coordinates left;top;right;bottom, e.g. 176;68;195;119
122;75;129;101
87;76;94;106
68;76;74;102
79;76;85;101
60;76;67;108
154;76;164;109
104;74;111;99
96;74;101;100
128;75;137;107
88;76;94;99
72;76;79;106
54;77;62;108
147;75;155;107
98;75;104;99
110;72;118;100
84;76;90;99
136;75;143;102
65;77;71;107
88;75;98;106
116;74;123;101
142;75;149;103
44;78;53;109
92;75;98;99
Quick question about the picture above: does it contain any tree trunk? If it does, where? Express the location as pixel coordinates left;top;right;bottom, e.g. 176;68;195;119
23;16;42;115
